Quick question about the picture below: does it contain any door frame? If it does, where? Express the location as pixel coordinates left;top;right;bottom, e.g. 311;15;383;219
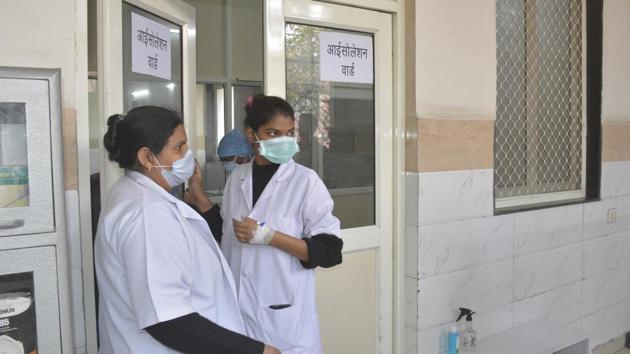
264;1;406;352
85;1;196;352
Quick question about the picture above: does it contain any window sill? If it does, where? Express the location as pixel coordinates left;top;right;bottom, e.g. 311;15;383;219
494;196;600;215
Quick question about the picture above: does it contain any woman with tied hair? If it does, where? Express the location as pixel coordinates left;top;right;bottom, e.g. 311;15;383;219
185;95;343;354
95;105;279;354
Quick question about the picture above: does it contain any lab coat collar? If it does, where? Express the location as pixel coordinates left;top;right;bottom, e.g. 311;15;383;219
237;159;296;183
125;170;203;222
237;160;297;211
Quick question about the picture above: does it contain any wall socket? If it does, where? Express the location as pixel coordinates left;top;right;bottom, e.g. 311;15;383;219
607;208;618;224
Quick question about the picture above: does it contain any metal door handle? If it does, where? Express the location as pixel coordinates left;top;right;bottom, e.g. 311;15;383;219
0;219;24;230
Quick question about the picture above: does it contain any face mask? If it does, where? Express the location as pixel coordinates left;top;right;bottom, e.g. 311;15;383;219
223;160;237;173
152;149;195;187
255;133;299;164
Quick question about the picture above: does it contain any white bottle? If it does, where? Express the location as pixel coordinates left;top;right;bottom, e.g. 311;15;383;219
459;308;477;352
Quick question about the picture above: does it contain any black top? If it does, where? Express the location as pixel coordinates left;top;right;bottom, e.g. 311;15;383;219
145;313;264;354
252;162;280;205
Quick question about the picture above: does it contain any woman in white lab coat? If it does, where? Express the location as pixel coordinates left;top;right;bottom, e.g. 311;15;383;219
217;95;344;354
94;106;279;354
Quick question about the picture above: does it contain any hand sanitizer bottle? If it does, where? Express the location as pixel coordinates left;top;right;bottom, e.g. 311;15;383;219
447;325;459;354
457;308;477;352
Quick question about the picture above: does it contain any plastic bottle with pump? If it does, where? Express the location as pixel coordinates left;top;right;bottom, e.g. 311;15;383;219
457;308;477;352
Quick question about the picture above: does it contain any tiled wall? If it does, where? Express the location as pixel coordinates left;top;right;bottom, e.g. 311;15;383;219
408;161;630;353
409;1;630;352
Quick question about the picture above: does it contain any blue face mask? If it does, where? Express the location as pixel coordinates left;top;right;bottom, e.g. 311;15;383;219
255;133;299;164
223;160;237;173
152;149;195;187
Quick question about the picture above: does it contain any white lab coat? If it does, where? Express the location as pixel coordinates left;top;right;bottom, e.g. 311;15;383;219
95;171;245;354
221;160;341;354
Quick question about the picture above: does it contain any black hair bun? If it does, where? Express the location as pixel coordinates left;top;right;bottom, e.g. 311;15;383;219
103;114;124;163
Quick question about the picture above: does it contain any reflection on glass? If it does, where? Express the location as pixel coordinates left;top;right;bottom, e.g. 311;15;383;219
0;103;29;208
232;85;262;129
122;3;183;116
286;24;375;229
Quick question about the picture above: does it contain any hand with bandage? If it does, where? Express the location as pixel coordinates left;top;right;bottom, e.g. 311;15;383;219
232;217;275;245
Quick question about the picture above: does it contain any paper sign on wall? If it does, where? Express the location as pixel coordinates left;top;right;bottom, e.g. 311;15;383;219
131;12;171;80
319;31;373;84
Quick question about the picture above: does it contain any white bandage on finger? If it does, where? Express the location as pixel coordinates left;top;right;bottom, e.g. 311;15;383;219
249;222;275;245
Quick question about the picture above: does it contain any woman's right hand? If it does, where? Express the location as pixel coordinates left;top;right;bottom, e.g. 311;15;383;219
263;345;281;354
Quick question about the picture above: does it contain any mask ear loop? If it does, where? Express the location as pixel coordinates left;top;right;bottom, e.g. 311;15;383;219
150;153;171;169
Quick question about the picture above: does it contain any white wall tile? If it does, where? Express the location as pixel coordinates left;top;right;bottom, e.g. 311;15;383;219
419;260;512;329
513;282;582;326
583;198;630;241
473;304;513;339
617;195;630;233
582;264;630;316
419;215;513;278
601;161;630;199
418;305;512;354
406;172;420;226
514;204;583;257
407;225;420;278
582;299;630;353
419;325;448;354
583;231;630;279
513;245;582;301
419;169;493;225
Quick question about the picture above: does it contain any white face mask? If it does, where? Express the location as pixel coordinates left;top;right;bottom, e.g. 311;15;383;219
152;149;195;187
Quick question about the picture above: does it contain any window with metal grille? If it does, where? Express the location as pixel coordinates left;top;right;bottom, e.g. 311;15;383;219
495;0;585;210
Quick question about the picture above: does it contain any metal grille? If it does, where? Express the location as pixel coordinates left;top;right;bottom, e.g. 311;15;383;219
495;0;583;200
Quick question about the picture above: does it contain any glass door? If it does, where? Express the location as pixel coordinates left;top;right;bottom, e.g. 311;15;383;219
99;0;196;193
265;1;394;352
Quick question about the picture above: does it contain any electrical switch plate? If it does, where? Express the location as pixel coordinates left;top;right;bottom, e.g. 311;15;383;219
607;208;617;224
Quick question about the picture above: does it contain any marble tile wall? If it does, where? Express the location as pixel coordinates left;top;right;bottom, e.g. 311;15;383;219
411;161;630;353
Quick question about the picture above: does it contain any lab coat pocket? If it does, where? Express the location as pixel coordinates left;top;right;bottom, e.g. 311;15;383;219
259;304;304;351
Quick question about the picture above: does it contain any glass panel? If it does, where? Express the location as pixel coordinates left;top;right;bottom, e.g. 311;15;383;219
0;272;37;354
201;84;263;199
0;103;29;208
286;24;375;229
203;84;226;195
122;3;183;115
232;84;262;130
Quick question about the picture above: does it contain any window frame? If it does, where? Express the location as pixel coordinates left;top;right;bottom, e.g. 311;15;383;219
494;0;595;212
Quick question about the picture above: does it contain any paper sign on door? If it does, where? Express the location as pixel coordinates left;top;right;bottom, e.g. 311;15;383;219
319;31;373;84
131;12;172;80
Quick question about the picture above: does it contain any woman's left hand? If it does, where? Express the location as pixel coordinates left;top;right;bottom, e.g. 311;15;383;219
232;218;257;243
186;160;213;212
187;160;204;196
